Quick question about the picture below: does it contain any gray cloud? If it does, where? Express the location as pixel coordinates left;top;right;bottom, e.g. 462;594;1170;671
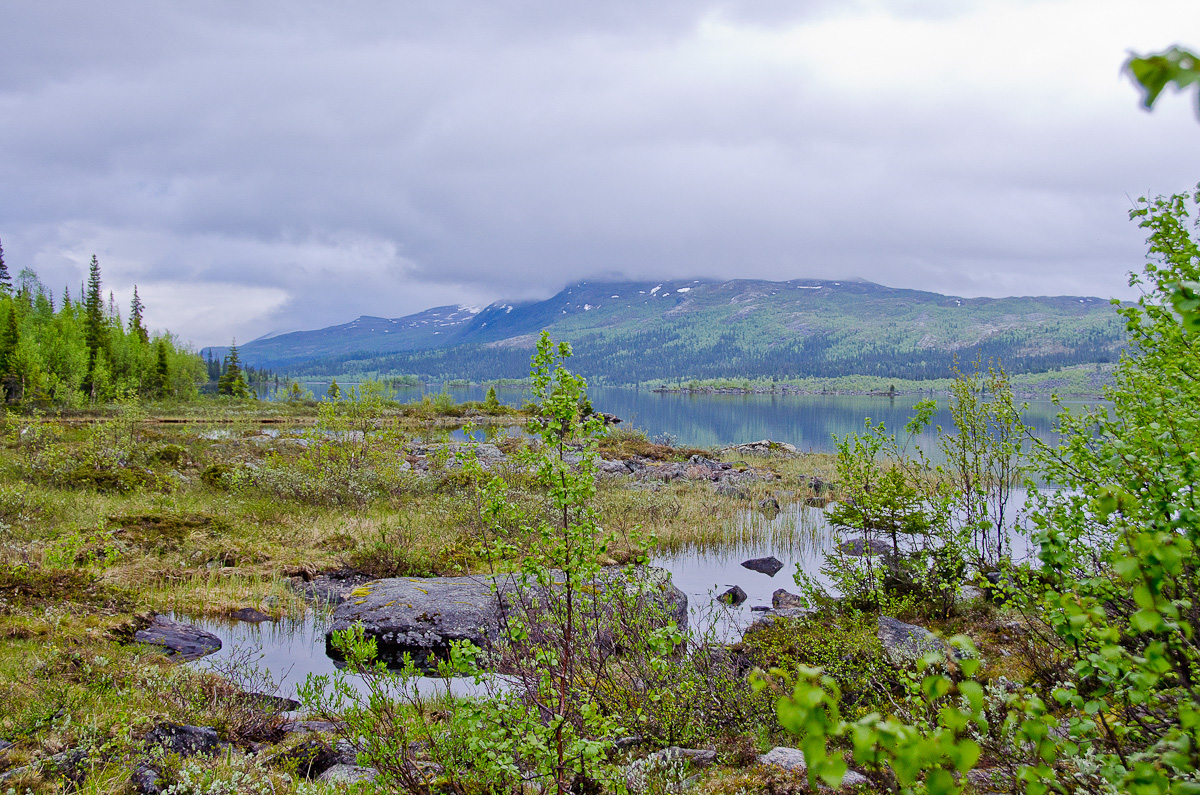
0;0;1197;347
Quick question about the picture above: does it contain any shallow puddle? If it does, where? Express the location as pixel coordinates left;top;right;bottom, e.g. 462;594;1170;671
654;501;837;638
181;612;500;705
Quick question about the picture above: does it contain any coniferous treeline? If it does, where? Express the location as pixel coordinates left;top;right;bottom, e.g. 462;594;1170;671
270;323;1122;385
0;239;206;405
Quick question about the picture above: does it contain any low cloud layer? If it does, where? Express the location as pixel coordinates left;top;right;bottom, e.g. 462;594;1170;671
1;0;1197;347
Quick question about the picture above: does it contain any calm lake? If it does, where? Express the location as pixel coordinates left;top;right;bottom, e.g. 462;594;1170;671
291;381;1092;455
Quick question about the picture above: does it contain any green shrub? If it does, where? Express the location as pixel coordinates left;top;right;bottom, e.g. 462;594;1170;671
200;463;234;490
149;444;187;466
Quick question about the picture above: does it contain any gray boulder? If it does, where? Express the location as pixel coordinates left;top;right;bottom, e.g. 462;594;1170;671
877;616;956;662
837;537;892;558
757;747;868;788
772;589;806;610
327;567;688;670
131;763;164;794
317;763;378;784
134;616;221;661
714;482;748;499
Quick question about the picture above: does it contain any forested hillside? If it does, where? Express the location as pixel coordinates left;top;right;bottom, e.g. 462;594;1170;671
0;241;206;406
227;278;1126;383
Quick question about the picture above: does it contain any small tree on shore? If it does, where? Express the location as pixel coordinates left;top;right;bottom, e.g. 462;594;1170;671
217;340;249;398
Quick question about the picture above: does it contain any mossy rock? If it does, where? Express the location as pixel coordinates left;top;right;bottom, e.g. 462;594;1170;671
65;465;154;494
149;444;188;466
108;512;231;551
0;564;129;610
200;463;234;490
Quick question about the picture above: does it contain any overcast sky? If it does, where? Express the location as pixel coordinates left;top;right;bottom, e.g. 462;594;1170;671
1;1;1198;347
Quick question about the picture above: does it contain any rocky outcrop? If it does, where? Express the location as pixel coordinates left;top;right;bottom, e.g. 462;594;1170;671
326;567;688;670
598;454;780;492
718;440;799;456
134;616;221;661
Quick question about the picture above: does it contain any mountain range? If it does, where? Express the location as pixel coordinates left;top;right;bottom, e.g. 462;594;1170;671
210;278;1126;383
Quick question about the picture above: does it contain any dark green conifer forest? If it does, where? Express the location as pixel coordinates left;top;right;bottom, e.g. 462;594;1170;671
0;239;206;405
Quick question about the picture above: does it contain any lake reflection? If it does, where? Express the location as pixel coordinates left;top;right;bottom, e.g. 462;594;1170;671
287;382;1090;456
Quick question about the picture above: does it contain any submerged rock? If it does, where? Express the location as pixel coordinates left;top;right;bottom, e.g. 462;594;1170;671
740;556;784;577
716;585;748;606
230;607;273;623
134;616;221;661
326;567;688;670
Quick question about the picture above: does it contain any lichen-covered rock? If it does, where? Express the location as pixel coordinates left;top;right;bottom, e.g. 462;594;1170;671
771;589;807;610
719;440;798;456
317;763;378;784
877;616;955;661
144;723;222;757
757;747;868;788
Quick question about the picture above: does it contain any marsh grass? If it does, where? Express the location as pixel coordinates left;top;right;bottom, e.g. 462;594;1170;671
0;401;861;794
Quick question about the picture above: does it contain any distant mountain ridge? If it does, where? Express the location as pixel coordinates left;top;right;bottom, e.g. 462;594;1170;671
208;277;1126;383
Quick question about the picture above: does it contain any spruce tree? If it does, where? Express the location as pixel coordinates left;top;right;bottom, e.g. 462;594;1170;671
0;300;19;402
327;379;341;400
156;338;171;397
83;255;105;399
217;340;249;398
0;238;10;297
129;286;148;343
